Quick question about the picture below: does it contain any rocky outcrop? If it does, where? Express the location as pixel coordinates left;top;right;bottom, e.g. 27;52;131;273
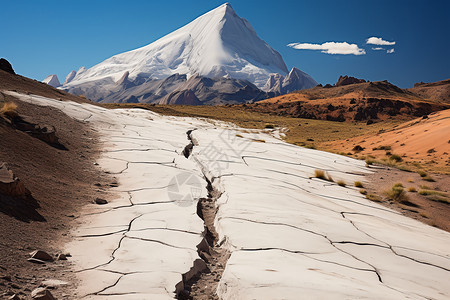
160;90;202;105
63;73;271;105
0;163;44;222
0;58;15;74
0;163;29;197
265;67;318;94
63;70;77;85
12;116;62;147
42;75;61;88
336;75;366;87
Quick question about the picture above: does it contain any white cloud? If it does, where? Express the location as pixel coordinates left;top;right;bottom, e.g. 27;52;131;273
366;37;396;46
387;48;395;54
287;42;366;55
372;47;385;51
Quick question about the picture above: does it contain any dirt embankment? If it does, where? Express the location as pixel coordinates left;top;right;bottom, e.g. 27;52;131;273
0;96;112;298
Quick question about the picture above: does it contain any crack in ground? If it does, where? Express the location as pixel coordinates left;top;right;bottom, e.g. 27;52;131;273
75;214;143;273
218;215;384;283
341;212;450;272
175;130;230;300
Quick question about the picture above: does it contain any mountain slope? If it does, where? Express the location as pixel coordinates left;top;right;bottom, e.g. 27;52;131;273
408;79;450;104
250;80;450;121
63;3;288;90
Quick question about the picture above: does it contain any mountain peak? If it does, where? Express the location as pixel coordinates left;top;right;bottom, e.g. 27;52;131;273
219;2;236;16
64;4;293;89
43;74;61;88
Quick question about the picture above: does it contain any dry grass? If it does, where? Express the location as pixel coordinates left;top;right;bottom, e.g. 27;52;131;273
386;183;407;202
1;102;18;118
314;170;326;180
407;187;417;192
366;193;382;202
354;181;363;188
337;180;346;187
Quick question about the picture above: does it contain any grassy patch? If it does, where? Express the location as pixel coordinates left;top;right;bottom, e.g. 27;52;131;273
366;194;382;202
314;170;326;180
0;102;18;118
313;170;334;182
386;183;407;201
354;181;363;188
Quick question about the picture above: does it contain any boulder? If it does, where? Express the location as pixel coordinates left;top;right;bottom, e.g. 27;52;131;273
0;163;29;197
0;58;15;74
30;250;54;262
94;198;108;205
31;287;55;300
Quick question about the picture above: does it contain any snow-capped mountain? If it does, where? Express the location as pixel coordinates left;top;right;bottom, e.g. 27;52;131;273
64;3;288;89
61;3;316;104
42;74;60;87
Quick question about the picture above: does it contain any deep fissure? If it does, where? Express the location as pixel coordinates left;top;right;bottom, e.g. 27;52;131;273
176;130;230;300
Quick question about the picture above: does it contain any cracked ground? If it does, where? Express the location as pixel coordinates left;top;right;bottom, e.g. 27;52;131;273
8;91;450;300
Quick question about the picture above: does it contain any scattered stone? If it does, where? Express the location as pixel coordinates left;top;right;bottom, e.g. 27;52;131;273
56;254;67;261
94;198;108;205
31;287;55;300
8;294;20;300
93;162;99;166
1;275;12;281
30;250;54;262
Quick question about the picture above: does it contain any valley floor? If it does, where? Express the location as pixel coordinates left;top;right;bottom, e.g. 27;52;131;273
1;92;449;299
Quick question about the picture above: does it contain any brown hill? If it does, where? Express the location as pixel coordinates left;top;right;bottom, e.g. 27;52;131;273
323;109;450;172
0;69;92;104
250;80;449;122
408;79;450;104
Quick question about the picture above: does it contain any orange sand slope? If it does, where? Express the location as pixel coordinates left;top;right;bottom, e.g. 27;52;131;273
325;109;450;170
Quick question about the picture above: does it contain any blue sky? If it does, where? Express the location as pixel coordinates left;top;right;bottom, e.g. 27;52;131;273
1;0;449;88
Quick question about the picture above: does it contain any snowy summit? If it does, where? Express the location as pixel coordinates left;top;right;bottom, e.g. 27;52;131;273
42;74;61;87
64;3;288;89
59;3;316;104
